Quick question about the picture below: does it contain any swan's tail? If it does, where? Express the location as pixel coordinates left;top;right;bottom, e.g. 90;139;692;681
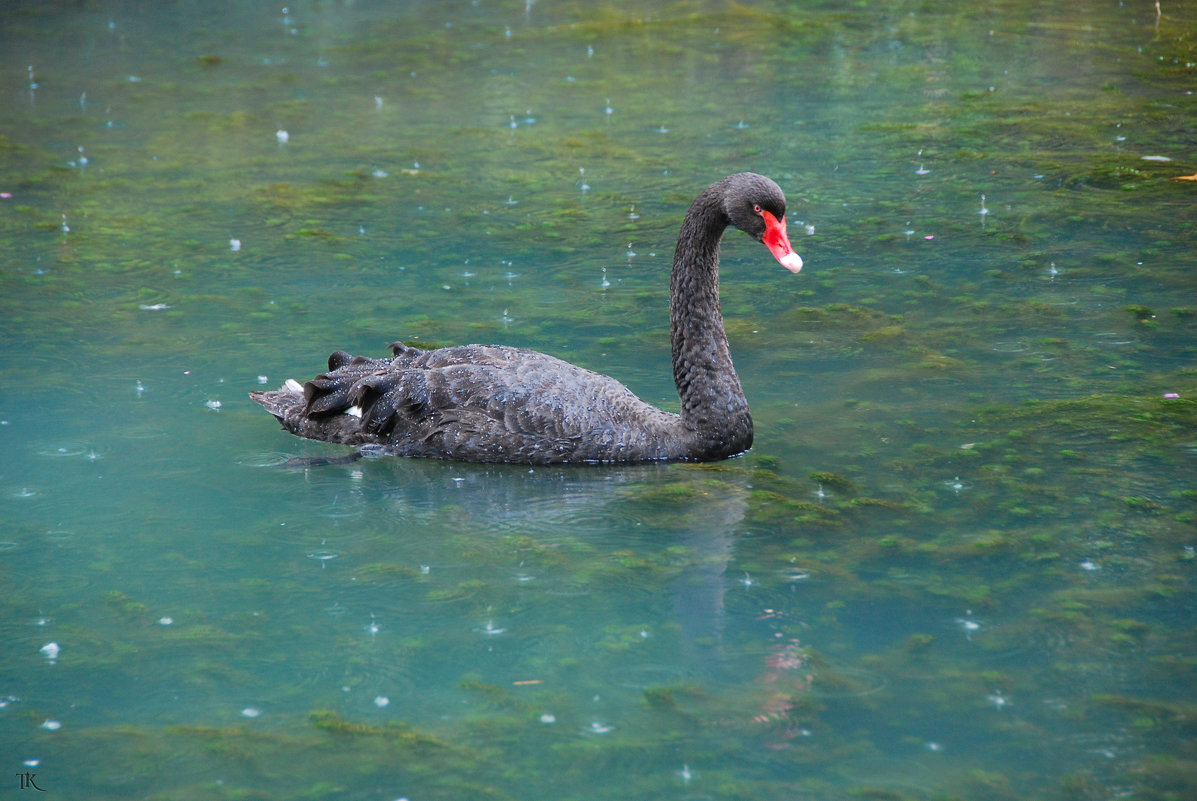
249;378;306;418
250;345;423;447
249;377;366;446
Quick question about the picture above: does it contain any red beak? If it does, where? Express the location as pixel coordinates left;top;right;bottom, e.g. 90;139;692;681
760;210;803;273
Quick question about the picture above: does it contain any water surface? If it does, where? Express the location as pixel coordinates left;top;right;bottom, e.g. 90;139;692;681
1;1;1195;799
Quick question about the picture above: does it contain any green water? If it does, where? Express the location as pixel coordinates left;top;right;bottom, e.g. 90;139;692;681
2;1;1195;798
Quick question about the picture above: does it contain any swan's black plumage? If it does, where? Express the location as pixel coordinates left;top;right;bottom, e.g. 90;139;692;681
250;173;801;464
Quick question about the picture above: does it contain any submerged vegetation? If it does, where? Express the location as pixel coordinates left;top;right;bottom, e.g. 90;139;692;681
0;0;1194;799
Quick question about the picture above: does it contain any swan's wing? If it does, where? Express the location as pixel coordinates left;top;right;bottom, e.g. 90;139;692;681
253;345;671;463
357;365;585;461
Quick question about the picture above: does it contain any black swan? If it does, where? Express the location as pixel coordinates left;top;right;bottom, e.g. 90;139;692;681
250;172;802;464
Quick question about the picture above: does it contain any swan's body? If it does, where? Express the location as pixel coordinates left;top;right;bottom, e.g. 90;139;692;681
251;173;802;464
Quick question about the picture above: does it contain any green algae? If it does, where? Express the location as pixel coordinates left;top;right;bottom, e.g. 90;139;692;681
352;562;421;581
308;710;458;748
810;471;858;495
747;489;842;528
1;1;1195;800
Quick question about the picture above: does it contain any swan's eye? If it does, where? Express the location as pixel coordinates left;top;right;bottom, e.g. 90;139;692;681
752;204;763;214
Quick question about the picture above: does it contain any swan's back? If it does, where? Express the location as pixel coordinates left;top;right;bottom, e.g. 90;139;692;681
251;343;689;464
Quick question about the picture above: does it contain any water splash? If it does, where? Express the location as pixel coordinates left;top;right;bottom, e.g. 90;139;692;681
915;149;931;175
475;620;506;636
957;616;981;641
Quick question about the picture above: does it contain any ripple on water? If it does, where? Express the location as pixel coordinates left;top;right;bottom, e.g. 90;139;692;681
1092;332;1137;347
44;527;74;545
266;490;393;550
292;641;423;698
557;509;647;539
473;620;507;636
117;422;168;441
1010;283;1114;320
778;567;815;583
267;516;388;550
835;756;941;795
271;524;378;571
118;686;193;725
1039;294;1085;308
482;495;648;545
806;665;889;698
36;442;90;458
234;452;294;468
421;574;485;604
1047;425;1112;452
311;499;368;522
541;578;594;597
917;375;967;390
551;557;660;601
1040;262;1139;285
609;663;699;689
306;548;340;565
966;624;1041;663
286;472;378;524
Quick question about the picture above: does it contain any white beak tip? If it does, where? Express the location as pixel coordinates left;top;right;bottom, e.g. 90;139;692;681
779;252;803;273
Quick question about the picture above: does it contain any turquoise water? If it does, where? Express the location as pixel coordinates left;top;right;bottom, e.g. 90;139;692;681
2;1;1195;798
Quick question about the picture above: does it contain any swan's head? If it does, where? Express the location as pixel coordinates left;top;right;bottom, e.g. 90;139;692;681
723;172;803;273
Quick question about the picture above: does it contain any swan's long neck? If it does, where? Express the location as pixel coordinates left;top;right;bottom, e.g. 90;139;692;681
670;187;752;458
